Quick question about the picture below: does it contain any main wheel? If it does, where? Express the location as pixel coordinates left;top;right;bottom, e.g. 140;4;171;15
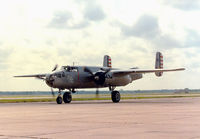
56;96;63;104
63;92;72;103
111;91;120;103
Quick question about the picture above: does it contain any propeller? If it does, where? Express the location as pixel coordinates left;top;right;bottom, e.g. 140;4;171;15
84;67;94;76
51;87;55;97
45;74;56;97
84;67;111;86
44;65;58;97
52;64;58;72
96;88;99;98
49;64;59;97
34;73;56;97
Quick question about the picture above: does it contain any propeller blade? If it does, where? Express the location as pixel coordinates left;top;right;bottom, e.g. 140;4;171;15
96;88;99;98
51;87;55;97
52;64;58;72
104;69;111;74
84;67;94;75
85;67;111;86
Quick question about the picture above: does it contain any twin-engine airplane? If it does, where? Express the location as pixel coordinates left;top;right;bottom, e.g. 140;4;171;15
14;52;185;104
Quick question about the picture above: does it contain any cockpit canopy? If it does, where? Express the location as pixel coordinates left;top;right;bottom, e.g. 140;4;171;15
61;66;78;72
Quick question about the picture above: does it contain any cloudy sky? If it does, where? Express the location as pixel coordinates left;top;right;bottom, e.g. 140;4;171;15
0;0;199;91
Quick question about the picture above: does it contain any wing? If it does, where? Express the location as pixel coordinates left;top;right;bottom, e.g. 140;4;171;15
14;74;47;79
111;68;185;76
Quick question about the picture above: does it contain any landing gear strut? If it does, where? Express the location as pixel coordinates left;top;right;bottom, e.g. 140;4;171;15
63;92;72;103
111;91;120;103
72;88;76;93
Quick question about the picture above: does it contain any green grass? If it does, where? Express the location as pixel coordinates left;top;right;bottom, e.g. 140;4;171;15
0;93;200;103
0;98;55;103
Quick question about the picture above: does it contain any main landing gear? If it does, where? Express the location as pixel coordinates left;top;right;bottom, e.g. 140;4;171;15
63;92;72;103
111;91;120;103
110;86;121;103
56;91;72;104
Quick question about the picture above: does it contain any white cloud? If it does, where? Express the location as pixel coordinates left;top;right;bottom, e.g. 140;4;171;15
119;15;160;39
161;0;200;11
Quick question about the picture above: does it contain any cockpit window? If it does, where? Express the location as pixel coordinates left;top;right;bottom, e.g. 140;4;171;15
63;66;78;72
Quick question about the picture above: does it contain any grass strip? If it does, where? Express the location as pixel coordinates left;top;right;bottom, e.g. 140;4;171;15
0;98;55;103
0;95;200;103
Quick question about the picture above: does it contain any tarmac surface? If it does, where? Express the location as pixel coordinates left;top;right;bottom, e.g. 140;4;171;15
0;97;200;139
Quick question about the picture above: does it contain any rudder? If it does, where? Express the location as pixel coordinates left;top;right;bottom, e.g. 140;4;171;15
155;52;163;77
103;55;112;68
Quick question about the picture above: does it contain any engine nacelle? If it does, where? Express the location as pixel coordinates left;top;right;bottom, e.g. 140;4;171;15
45;74;54;87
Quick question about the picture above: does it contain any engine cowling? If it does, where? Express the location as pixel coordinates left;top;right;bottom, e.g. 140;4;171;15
94;72;106;85
84;67;111;86
45;74;54;87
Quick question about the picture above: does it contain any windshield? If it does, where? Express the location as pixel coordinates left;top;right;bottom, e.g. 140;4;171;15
63;66;78;72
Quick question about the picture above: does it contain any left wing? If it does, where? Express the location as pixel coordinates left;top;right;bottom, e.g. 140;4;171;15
14;74;47;79
111;68;185;76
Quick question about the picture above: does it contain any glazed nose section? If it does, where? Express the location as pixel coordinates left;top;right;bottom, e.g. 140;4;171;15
45;74;55;87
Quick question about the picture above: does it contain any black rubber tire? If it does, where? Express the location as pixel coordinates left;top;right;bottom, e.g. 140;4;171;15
63;92;72;103
111;91;120;103
56;96;63;104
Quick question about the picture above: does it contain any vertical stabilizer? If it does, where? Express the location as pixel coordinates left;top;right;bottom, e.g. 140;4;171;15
103;55;112;68
155;52;163;77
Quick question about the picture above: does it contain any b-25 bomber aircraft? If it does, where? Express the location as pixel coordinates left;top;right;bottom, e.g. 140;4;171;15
14;52;185;104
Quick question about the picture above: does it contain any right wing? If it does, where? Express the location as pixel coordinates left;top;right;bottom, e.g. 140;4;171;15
111;68;185;76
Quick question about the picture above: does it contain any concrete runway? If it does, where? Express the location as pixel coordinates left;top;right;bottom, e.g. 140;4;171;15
0;98;200;139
